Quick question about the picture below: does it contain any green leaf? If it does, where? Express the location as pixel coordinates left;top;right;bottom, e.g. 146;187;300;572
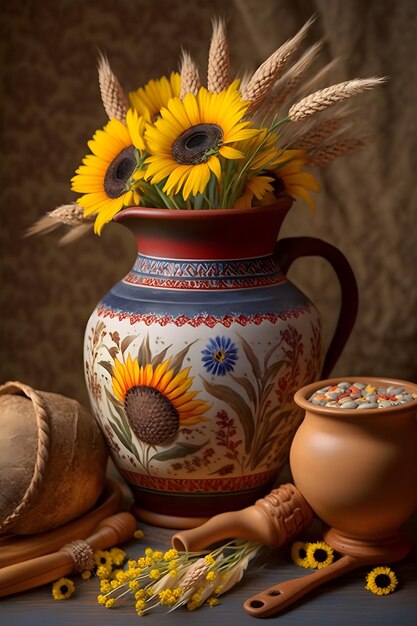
121;335;137;355
229;373;258;405
237;334;262;380
99;360;114;377
108;402;132;444
151;440;208;462
201;377;254;454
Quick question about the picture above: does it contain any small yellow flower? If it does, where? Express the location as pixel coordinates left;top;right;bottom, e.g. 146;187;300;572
207;596;220;607
94;549;113;569
100;580;111;593
170;569;178;577
168;560;178;570
110;547;126;566
306;541;334;569
145;548;154;557
204;554;216;566
128;559;138;568
129;580;140;591
291;541;310;569
134;529;145;539
153;551;163;560
149;568;161;580
206;571;216;581
96;565;112;578
365;566;398;596
81;570;92;580
97;594;107;605
135;589;146;600
164;548;178;561
52;577;75;600
105;598;115;608
135;598;146;610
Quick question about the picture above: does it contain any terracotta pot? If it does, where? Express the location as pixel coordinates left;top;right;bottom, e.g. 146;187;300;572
292;376;417;555
84;201;358;528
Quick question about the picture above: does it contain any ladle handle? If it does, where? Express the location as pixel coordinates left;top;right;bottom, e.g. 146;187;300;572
243;554;358;618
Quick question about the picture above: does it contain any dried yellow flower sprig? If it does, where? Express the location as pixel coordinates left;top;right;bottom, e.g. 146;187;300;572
96;541;263;615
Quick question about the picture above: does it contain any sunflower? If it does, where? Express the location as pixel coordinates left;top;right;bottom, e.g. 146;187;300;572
201;336;238;376
290;541;310;569
111;354;209;445
365;566;398;596
52;577;75;600
144;82;259;200
71;109;146;234
129;72;181;122
261;149;320;210
306;541;334;569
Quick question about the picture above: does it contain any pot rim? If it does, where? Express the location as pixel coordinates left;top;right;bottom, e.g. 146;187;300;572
113;196;293;223
294;376;417;416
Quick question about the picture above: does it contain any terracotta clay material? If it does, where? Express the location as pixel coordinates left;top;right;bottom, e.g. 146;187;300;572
172;483;313;551
0;381;108;535
291;376;417;551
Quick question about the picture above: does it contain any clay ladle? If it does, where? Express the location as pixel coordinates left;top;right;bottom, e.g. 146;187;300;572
244;530;411;618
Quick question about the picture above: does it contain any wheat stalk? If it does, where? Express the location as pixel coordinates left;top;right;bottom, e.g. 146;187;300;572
241;17;314;111
291;116;343;150
179;558;209;590
180;50;201;98
266;42;323;111
25;203;94;244
310;137;366;166
289;77;385;121
97;53;129;122
207;18;231;93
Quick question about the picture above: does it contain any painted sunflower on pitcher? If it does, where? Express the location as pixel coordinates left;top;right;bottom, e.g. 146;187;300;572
111;354;209;446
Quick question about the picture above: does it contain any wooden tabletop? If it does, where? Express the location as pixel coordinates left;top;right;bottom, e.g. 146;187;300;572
1;482;416;626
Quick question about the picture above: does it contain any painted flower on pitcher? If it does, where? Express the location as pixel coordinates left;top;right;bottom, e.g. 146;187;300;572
201;336;238;376
111;354;209;445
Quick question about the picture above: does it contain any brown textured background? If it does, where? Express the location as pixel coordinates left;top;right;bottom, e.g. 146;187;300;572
1;0;416;408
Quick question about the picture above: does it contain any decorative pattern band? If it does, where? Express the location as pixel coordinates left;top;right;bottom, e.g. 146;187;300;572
121;468;277;493
97;303;312;327
124;255;286;290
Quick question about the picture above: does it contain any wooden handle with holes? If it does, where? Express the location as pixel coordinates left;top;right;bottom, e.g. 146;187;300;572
243;554;358;617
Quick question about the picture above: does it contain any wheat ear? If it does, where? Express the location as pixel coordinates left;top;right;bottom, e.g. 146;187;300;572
291;116;343;150
180;50;201;98
267;42;323;110
289;77;385;121
97;53;129;122
207;18;231;93
241;16;314;111
310;137;366;166
25;203;94;243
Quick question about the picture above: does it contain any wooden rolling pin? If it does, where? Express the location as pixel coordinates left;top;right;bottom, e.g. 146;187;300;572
0;512;137;597
0;478;123;568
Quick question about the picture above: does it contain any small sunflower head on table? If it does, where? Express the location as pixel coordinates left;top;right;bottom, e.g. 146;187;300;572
29;17;384;242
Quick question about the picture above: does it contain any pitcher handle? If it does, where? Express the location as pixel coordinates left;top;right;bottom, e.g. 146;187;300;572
274;236;358;378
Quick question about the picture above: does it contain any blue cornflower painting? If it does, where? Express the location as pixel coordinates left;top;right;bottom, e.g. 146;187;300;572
201;336;238;376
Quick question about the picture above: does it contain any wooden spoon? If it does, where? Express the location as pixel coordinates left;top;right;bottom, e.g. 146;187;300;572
244;552;388;618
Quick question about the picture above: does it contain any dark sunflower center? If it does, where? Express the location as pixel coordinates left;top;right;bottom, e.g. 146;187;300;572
313;548;328;563
299;547;307;559
213;350;226;363
104;145;136;199
375;574;391;588
124;385;179;445
272;174;286;195
172;123;223;164
61;585;68;594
